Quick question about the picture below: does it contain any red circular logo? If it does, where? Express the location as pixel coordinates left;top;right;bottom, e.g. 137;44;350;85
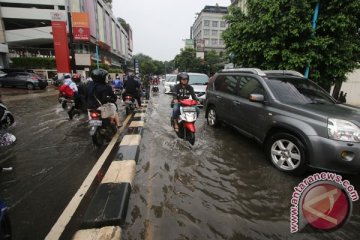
302;183;350;230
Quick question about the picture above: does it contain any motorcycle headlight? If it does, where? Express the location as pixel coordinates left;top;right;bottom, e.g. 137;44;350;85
328;118;360;142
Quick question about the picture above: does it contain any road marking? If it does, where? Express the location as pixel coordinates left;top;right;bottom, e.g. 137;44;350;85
45;114;132;240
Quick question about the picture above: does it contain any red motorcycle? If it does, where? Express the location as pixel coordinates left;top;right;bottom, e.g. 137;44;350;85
171;99;198;145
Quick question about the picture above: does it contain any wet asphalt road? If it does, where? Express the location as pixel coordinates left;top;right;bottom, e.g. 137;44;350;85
1;85;360;240
121;86;360;240
0;87;106;240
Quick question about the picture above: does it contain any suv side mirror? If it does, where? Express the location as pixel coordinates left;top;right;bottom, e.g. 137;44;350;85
249;94;265;103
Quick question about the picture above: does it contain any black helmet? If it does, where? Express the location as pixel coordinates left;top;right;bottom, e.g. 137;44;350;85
63;73;71;79
91;68;108;83
177;72;189;82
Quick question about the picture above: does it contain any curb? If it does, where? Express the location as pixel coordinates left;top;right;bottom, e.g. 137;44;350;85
72;102;148;240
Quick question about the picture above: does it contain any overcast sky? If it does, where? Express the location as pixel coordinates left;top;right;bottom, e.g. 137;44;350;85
112;0;230;62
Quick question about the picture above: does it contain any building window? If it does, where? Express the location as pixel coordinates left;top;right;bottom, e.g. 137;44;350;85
212;21;218;27
204;20;210;26
211;39;218;45
204;29;210;36
211;30;218;36
220;21;226;28
219;39;224;46
204;38;209;46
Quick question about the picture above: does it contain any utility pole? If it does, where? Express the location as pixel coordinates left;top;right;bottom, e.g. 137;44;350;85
66;0;76;73
304;2;320;78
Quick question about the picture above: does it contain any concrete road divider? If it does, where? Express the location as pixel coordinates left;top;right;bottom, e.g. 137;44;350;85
72;101;148;240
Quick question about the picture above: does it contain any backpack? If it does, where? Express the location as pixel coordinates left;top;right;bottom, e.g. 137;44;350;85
113;79;123;89
59;84;74;97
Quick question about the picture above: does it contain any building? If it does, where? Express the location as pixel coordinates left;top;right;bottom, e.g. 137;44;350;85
191;5;228;56
0;0;133;73
230;0;248;14
0;8;8;68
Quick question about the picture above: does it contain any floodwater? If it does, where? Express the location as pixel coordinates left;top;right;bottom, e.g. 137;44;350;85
122;86;360;240
0;87;104;240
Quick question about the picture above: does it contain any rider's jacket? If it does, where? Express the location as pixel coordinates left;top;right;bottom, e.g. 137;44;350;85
85;81;116;109
173;84;198;101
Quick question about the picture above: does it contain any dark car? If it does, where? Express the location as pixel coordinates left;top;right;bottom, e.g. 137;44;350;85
205;68;360;175
0;72;48;90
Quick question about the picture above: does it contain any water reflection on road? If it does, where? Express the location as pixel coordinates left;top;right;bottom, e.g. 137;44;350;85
0;87;103;240
123;89;360;240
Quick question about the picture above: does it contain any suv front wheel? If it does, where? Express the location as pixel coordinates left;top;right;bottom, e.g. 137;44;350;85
207;106;220;127
265;132;307;175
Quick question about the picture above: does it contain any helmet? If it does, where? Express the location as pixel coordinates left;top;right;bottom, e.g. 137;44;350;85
72;73;81;82
63;73;71;79
177;72;189;82
91;68;108;83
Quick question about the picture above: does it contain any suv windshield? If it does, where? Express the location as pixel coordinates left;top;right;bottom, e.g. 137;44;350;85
189;75;208;85
266;77;336;104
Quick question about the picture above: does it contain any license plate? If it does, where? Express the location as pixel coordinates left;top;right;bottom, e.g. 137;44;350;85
183;107;196;112
89;120;102;126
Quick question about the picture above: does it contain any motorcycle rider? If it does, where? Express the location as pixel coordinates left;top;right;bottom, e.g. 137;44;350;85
123;74;142;107
58;74;78;119
112;74;123;90
172;72;199;132
85;68;122;128
70;73;87;116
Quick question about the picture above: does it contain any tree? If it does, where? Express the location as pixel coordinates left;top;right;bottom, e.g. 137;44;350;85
117;18;130;32
223;0;360;92
205;50;226;75
173;48;203;72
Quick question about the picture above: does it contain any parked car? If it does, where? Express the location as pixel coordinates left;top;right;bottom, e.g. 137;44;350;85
1;68;35;74
165;72;208;106
187;72;208;106
0;72;48;90
164;74;177;94
205;68;360;175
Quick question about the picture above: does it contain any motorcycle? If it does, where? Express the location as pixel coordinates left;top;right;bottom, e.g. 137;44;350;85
58;96;75;111
0;103;14;129
151;85;159;93
113;88;122;100
171;99;198;145
0;103;16;147
124;94;136;115
88;108;117;147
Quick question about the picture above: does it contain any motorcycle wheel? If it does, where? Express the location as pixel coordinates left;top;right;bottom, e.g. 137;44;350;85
2;115;14;128
186;129;195;145
92;128;104;147
61;101;67;109
126;107;130;115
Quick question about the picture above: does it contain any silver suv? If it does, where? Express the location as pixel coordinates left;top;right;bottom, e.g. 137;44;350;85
205;68;360;175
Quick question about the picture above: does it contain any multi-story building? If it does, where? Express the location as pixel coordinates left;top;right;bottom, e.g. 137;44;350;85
191;5;228;56
230;0;248;14
0;0;132;72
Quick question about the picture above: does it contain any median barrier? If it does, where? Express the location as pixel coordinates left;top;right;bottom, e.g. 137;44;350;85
72;101;148;240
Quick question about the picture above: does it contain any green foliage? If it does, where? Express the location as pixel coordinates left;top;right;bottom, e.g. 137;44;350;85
132;53;166;75
174;48;203;73
223;0;360;90
10;57;56;69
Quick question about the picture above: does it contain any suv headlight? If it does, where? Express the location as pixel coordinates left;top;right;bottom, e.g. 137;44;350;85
328;118;360;142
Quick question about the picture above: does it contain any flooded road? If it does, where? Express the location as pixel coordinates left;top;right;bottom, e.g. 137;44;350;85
0;87;105;240
123;87;360;239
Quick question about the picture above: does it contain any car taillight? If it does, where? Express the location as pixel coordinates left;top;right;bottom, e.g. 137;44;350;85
31;77;38;80
125;96;132;100
90;111;100;119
